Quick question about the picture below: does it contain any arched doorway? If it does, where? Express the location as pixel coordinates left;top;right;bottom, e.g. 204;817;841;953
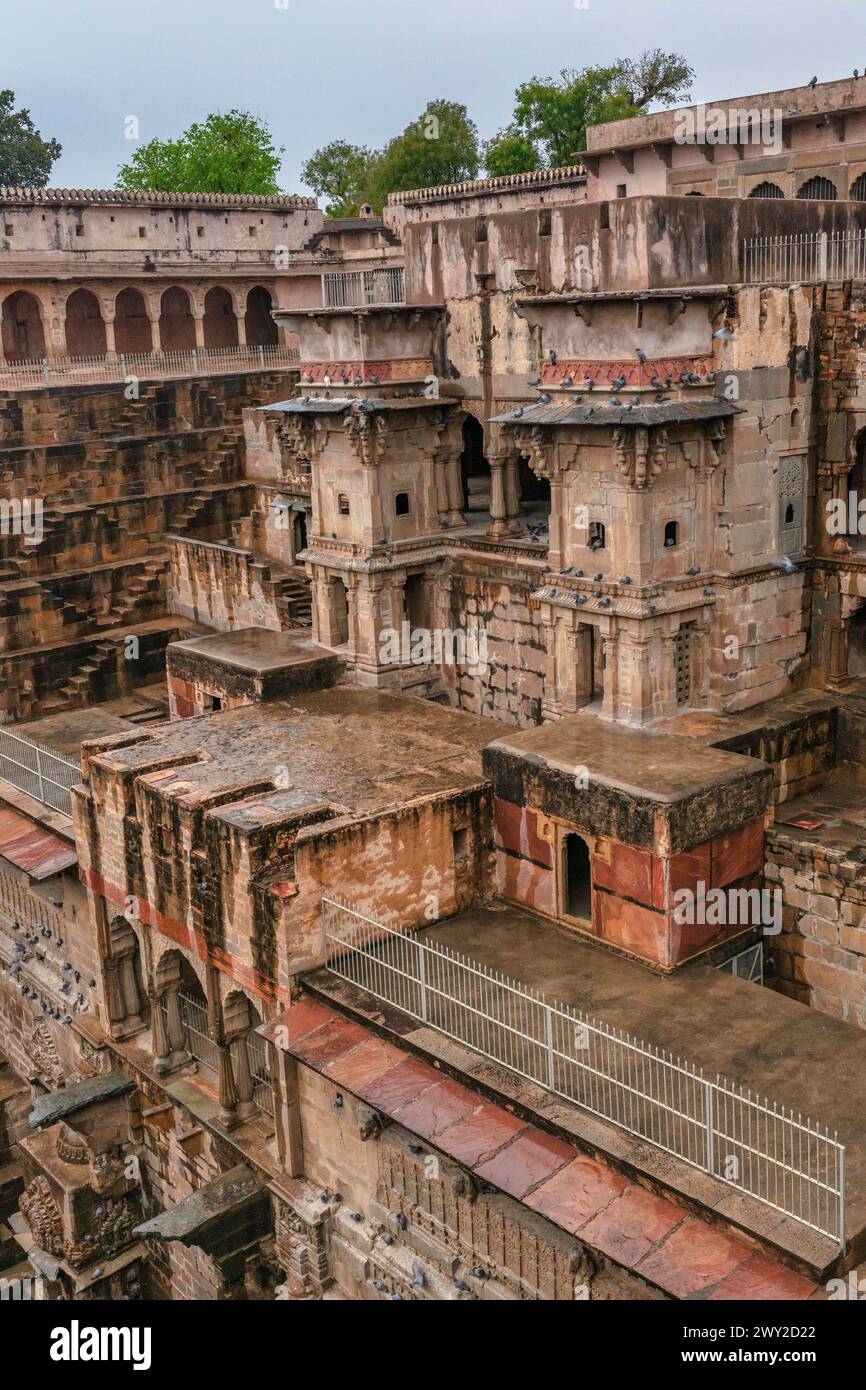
159;286;196;351
460;416;490;514
851;173;866;201
245;286;278;347
203;286;239;349
64;288;107;356
1;291;45;360
114;287;152;354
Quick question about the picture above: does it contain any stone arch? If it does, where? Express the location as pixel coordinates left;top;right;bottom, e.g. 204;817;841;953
797;175;838;200
114;287;152;354
749;180;784;199
851;173;866;201
159;285;196;351
203;285;239;349
1;289;46;360
64;288;107;356
245;285;278;347
104;916;148;1039
153;939;206;994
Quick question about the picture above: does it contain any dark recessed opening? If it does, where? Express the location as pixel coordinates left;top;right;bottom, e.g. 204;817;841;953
395;492;410;516
563;833;592;921
664;520;679;547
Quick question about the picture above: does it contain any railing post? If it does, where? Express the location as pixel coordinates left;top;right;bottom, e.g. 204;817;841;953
705;1079;715;1175
546;1005;555;1089
838;1142;846;1250
417;940;428;1022
818;230;829;281
35;748;46;806
42;358;49;386
259;345;265;370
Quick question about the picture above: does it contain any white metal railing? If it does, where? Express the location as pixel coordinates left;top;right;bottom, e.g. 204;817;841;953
743;230;866;284
0;343;300;392
323;267;405;308
0;725;80;815
321;896;845;1248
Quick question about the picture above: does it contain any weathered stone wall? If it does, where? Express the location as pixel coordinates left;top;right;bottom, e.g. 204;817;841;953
296;1064;664;1301
766;829;866;1026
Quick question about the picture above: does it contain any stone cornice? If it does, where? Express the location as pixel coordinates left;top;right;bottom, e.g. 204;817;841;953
0;186;316;210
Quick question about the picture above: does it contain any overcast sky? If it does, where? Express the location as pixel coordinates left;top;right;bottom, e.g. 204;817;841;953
5;0;865;196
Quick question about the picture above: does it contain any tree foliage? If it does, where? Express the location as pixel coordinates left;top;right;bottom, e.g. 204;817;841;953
117;110;283;195
364;100;480;213
0;90;61;186
482;50;694;175
301;141;377;217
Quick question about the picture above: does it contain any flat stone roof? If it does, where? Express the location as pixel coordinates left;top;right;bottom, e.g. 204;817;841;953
89;688;501;819
486;716;768;805
169;627;333;676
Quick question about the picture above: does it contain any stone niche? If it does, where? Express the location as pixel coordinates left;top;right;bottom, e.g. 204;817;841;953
484;716;775;969
16;1071;145;1298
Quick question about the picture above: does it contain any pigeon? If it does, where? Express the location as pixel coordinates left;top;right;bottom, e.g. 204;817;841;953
650;375;665;390
609;397;623;408
538;392;551;404
687;565;702;576
584;377;594;390
706;371;716;384
609;374;626;391
808;76;818;88
679;371;690;384
529;376;541;387
713;326;735;341
776;554;797;573
687;372;701;385
620;576;632;585
635;347;647;364
512;406;524;419
655;393;671;403
628;394;641;409
549;350;558;364
562;375;574;387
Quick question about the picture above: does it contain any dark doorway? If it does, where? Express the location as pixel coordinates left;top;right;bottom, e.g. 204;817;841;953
460;416;490;512
292;509;307;557
563;833;592;922
159;286;196;351
65;289;107;356
114;287;152;354
245;286;278;347
203;286;238;349
1;291;45;360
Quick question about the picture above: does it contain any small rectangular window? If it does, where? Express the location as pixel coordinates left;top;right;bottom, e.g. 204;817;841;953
197;226;205;237
453;827;470;860
395;492;410;516
75;224;85;236
3;225;12;237
338;494;350;516
539;210;552;236
617;184;627;199
138;226;146;238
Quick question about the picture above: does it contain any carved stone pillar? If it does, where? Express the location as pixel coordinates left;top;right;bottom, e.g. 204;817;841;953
192;312;205;349
164;986;186;1054
233;1034;255;1106
218;1042;240;1130
151;991;172;1073
103;314;117;359
505;458;525;535
445;454;467;528
486;456;509;539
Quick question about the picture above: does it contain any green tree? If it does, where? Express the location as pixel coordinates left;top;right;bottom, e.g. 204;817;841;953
301;140;378;217
117;110;284;195
483;124;541;178
0;90;61;186
364;100;480;212
616;49;695;109
511;65;638;168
